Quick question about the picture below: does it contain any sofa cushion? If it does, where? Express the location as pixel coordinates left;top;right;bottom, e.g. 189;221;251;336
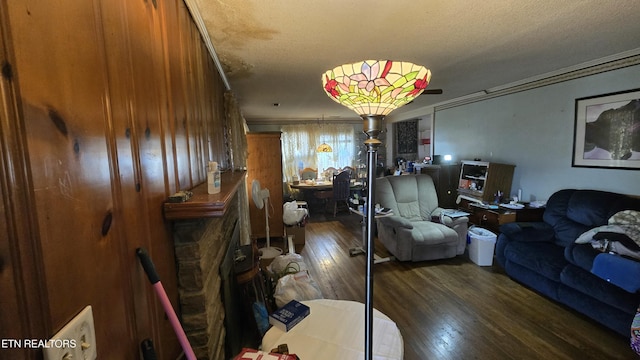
542;190;590;246
500;222;555;242
548;218;591;248
560;263;640;313
503;241;566;282
557;283;637;336
398;201;421;221
566;190;624;227
411;222;458;246
504;261;560;300
564;242;598;272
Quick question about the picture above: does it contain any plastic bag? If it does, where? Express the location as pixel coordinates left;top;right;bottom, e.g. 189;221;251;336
273;271;323;308
283;201;307;225
270;253;308;278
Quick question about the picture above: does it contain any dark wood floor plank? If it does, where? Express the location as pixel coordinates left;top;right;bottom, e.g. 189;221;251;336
267;212;635;359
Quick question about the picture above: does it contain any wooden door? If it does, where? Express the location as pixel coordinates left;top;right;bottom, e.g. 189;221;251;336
247;133;284;239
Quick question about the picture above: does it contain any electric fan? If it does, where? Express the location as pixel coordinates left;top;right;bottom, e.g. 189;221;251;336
251;180;282;259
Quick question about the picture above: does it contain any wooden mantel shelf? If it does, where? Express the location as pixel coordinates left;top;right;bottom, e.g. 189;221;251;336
163;170;246;220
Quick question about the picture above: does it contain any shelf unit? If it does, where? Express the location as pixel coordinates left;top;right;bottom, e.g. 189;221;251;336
457;160;515;203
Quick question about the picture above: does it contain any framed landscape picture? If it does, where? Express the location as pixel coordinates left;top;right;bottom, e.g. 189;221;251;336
572;88;640;169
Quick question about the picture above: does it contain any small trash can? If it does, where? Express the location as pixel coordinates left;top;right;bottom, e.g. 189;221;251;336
467;227;497;266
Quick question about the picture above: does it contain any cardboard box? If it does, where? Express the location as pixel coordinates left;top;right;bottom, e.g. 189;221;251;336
286;225;306;248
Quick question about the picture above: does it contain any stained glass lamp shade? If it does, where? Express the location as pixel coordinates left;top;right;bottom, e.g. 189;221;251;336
321;60;431;360
322;60;431;116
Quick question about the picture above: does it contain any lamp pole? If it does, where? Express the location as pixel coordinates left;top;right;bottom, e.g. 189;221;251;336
321;60;430;360
362;114;384;360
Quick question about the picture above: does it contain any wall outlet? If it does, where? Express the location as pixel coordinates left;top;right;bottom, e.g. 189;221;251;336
43;305;97;360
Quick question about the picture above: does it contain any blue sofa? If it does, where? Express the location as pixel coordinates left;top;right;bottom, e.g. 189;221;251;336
496;189;640;336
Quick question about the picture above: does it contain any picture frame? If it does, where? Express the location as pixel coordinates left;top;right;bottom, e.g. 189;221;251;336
396;120;418;154
572;88;640;170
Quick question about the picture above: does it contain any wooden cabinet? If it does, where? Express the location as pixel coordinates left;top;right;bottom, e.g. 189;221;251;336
247;132;284;239
418;163;461;208
457;161;515;203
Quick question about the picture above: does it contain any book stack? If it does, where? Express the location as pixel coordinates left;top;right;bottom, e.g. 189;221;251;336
268;300;310;332
441;209;470;218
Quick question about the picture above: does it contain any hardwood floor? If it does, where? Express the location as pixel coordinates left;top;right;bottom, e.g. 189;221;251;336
269;213;636;359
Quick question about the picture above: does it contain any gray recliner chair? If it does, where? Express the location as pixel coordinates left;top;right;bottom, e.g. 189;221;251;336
375;174;468;261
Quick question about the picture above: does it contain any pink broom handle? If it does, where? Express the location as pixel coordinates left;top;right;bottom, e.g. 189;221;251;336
137;248;196;360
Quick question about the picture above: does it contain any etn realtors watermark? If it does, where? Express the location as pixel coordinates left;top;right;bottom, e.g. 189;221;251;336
1;338;77;349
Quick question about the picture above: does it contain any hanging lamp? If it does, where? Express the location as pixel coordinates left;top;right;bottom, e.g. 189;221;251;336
316;115;333;152
322;59;430;360
316;143;333;152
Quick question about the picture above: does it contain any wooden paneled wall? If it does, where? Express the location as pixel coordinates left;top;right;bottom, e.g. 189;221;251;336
0;0;230;358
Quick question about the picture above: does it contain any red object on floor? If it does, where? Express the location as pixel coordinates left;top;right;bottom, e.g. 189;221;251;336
233;348;297;360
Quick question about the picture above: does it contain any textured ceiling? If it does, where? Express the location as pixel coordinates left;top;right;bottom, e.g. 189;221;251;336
190;0;640;123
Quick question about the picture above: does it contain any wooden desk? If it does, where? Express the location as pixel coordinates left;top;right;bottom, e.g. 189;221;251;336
458;198;545;234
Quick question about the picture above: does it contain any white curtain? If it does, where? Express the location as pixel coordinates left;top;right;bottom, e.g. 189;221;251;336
281;124;356;181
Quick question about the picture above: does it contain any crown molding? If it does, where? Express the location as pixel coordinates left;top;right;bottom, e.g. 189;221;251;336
183;0;231;90
433;48;640;111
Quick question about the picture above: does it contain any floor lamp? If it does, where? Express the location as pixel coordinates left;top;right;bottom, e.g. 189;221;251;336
322;60;431;360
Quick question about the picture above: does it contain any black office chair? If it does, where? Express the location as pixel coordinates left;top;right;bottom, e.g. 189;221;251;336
330;171;351;217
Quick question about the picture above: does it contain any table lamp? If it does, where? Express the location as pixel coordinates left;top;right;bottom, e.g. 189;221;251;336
322;60;431;360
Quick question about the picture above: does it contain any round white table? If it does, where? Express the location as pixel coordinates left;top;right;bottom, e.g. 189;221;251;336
262;299;404;359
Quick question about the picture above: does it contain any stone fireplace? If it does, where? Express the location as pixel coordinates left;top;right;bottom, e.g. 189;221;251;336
164;170;250;360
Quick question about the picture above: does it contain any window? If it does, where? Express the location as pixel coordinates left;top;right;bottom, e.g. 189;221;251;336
281;124;356;180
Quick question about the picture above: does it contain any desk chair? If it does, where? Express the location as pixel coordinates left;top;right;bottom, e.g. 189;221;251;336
330;171;351;217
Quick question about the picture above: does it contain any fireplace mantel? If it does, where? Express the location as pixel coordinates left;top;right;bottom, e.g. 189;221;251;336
164;170;246;220
164;170;248;358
